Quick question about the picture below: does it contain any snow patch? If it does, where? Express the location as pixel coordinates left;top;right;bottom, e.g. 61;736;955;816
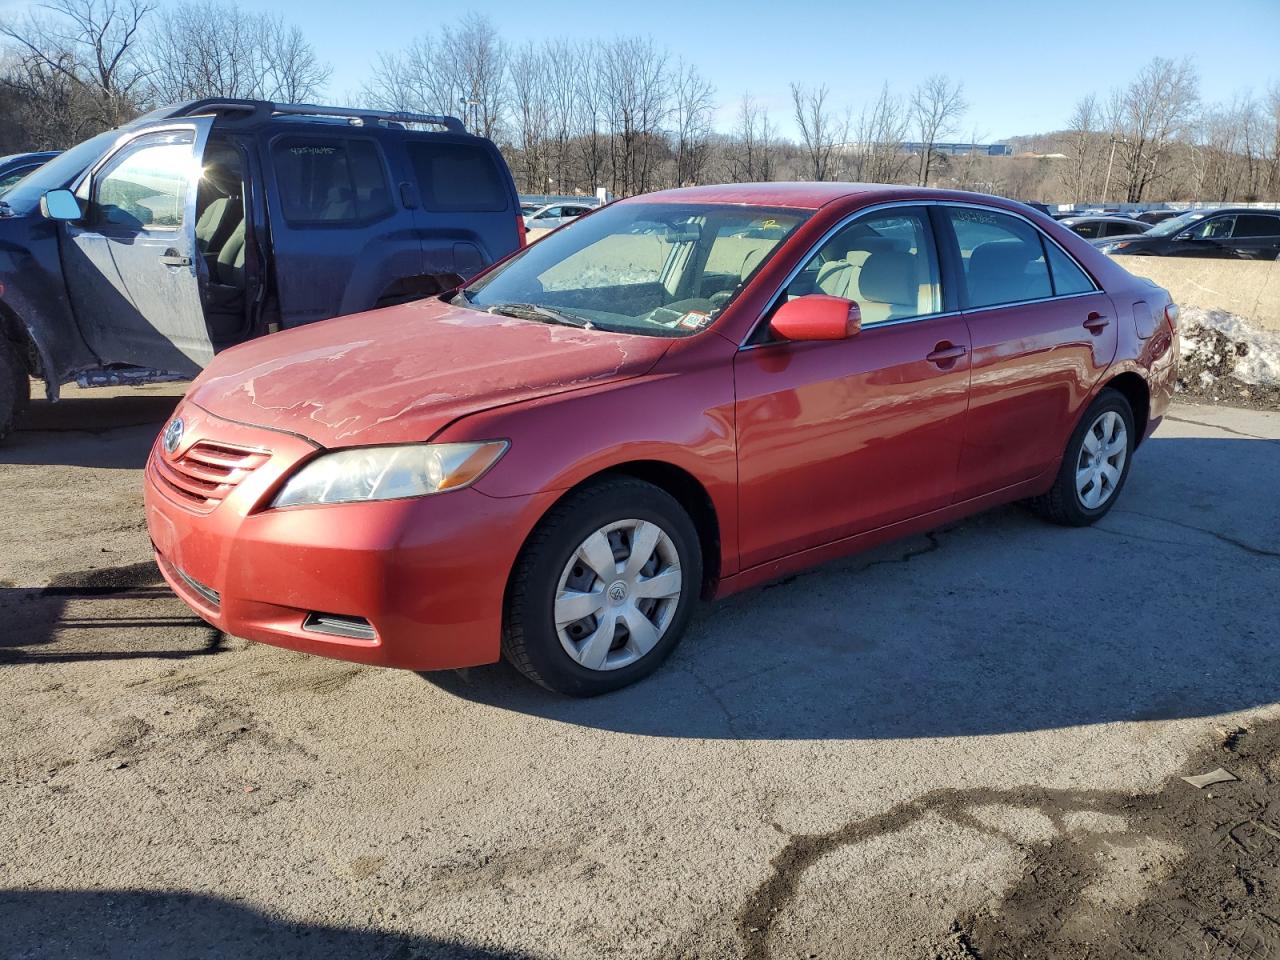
1179;308;1280;387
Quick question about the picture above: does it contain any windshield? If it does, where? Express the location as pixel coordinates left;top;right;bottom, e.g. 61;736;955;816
0;130;119;214
1146;210;1207;238
460;202;811;337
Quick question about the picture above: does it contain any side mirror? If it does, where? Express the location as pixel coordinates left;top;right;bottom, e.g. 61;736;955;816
1173;232;1191;241
769;294;861;342
40;189;82;222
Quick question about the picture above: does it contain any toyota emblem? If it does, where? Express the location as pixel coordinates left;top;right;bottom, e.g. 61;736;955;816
162;417;184;456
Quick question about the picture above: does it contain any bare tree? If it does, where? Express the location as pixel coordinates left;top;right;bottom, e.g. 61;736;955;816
361;14;506;136
259;18;331;103
850;82;910;184
542;39;578;193
910;74;966;186
508;42;550;193
599;35;670;196
573;45;606;196
2;0;152;131
671;60;714;186
724;92;776;182
790;82;844;180
1066;94;1103;202
1108;56;1199;202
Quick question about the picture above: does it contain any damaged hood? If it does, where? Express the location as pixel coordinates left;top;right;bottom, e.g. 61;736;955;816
187;297;671;447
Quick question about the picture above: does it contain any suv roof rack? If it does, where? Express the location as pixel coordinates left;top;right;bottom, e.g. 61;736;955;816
143;99;468;134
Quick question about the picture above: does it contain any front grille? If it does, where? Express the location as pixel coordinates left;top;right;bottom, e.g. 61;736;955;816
175;565;221;607
151;440;270;512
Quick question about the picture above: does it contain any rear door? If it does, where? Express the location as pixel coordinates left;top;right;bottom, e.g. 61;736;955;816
265;130;417;327
939;205;1119;499
404;136;521;278
62;120;215;374
1222;213;1280;260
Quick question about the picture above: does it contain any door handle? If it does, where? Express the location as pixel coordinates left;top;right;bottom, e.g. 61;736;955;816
926;342;967;365
1083;311;1110;333
160;251;192;267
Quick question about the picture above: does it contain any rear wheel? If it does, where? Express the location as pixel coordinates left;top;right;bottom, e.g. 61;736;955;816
0;339;30;443
1028;389;1135;526
503;477;701;696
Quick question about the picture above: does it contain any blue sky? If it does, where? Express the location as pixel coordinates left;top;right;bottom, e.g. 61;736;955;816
5;0;1279;139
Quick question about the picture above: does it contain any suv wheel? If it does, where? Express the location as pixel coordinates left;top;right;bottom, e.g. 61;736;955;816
1028;389;1135;527
0;339;30;443
503;477;702;696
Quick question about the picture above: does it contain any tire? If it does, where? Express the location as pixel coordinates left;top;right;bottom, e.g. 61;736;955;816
1028;388;1135;527
0;339;30;443
503;476;702;696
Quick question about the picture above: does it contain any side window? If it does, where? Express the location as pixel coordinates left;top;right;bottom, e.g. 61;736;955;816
1189;216;1234;240
271;138;393;224
0;163;40;194
536;206;562;220
946;207;1052;309
93;131;195;230
1072;221;1101;239
1044;242;1096;296
1233;215;1280;238
783;207;940;326
406;141;509;213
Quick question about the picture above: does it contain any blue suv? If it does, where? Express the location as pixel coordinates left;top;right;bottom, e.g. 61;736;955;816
0;99;524;440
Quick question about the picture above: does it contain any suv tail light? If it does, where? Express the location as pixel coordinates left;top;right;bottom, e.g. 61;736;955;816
1165;303;1180;330
516;214;527;248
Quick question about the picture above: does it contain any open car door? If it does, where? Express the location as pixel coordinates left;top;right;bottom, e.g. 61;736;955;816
62;118;216;376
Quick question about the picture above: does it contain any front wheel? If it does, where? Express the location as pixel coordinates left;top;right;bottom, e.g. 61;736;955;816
503;477;702;696
1028;389;1135;526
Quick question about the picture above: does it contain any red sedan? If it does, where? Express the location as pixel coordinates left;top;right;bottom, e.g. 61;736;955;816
144;183;1179;695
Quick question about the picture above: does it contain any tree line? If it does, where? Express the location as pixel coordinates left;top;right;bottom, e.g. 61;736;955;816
3;1;1279;203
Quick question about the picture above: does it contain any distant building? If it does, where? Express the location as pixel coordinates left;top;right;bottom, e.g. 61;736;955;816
900;141;1013;157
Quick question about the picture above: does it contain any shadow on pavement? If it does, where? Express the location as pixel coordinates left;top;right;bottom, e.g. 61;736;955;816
1;390;180;469
429;434;1280;740
0;888;533;960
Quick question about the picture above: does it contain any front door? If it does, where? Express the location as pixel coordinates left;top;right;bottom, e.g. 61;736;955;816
734;205;972;569
938;205;1119;499
62;120;215;374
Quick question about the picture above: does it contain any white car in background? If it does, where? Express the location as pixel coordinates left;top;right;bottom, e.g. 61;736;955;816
523;201;598;231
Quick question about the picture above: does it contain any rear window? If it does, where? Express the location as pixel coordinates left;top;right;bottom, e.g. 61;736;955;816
1234;215;1280;238
271;137;393;224
407;141;509;213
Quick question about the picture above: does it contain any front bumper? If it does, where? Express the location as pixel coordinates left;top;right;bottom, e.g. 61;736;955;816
144;402;555;671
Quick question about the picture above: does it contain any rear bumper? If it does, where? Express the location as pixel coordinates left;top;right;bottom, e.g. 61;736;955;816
144;404;556;671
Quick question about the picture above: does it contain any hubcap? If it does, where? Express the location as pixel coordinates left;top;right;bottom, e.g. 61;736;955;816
554;519;683;672
1075;410;1127;509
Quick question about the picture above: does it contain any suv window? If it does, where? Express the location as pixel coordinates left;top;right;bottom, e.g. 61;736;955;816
784;207;940;326
271;137;393;224
407;141;508;213
93;130;194;230
1188;215;1234;240
1233;214;1280;238
947;207;1052;309
0;163;41;194
1044;243;1096;295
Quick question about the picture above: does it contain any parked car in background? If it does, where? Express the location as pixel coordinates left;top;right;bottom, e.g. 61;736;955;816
0;98;523;441
1133;209;1182;225
1060;215;1152;241
145;182;1179;696
524;201;598;231
0;151;60;196
1095;207;1280;259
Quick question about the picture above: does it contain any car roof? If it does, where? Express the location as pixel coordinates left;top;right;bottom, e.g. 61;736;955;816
1064;215;1145;223
621;182;1031;211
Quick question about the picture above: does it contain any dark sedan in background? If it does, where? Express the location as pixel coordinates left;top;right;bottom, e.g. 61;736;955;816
1095;208;1280;260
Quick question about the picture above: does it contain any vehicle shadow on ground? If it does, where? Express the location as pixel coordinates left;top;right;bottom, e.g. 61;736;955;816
429;434;1280;741
1;389;180;469
0;562;225;665
0;888;532;960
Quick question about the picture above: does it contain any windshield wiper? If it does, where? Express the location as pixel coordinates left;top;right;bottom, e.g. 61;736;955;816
486;302;594;330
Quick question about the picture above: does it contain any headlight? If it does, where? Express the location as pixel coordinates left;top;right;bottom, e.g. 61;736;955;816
271;441;508;508
1100;241;1132;253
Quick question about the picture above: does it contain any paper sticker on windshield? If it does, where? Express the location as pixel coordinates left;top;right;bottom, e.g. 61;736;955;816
677;310;711;331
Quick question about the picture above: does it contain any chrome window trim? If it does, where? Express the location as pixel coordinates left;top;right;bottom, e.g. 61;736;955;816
739;197;1105;349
